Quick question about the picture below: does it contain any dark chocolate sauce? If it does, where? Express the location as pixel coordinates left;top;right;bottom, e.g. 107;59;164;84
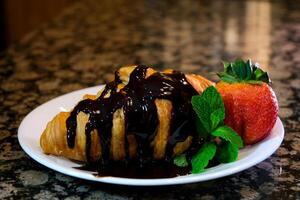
66;65;203;178
76;160;191;178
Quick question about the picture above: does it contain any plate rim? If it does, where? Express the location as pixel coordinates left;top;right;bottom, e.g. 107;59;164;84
18;86;284;186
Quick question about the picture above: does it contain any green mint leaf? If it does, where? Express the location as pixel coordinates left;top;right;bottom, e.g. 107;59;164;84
191;142;217;173
173;154;189;167
192;95;212;132
192;86;225;133
216;142;238;163
210;108;225;131
211;126;244;148
201;86;224;111
195;117;209;139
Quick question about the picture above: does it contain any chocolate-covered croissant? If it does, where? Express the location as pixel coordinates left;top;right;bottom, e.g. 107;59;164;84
40;65;213;167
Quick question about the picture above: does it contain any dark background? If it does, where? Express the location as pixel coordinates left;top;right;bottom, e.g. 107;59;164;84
0;0;73;51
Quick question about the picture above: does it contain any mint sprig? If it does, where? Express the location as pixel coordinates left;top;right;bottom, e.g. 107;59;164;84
217;59;270;84
173;154;189;167
191;86;225;134
216;142;238;163
191;142;217;173
173;86;244;173
212;126;243;148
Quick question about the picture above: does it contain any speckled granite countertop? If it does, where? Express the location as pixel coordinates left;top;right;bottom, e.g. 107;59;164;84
0;0;299;199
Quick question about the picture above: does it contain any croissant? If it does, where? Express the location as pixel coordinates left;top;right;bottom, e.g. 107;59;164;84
40;65;213;166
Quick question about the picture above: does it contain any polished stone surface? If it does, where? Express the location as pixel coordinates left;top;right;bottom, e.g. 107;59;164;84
0;0;299;199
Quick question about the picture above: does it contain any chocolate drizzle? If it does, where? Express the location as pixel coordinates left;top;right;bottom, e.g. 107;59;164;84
66;65;202;177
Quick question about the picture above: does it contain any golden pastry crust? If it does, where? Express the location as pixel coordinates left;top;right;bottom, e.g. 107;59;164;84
152;99;172;159
110;108;126;160
40;66;214;162
173;136;193;155
40;112;101;162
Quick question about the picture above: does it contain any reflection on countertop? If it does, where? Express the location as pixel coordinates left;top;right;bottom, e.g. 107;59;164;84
0;0;299;199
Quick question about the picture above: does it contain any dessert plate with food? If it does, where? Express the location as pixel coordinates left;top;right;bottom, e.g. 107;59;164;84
18;59;284;185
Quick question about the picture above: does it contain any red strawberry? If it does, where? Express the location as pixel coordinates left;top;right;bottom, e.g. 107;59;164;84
216;59;279;145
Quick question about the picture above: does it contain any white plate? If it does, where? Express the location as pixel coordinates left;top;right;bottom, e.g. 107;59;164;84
18;85;284;186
